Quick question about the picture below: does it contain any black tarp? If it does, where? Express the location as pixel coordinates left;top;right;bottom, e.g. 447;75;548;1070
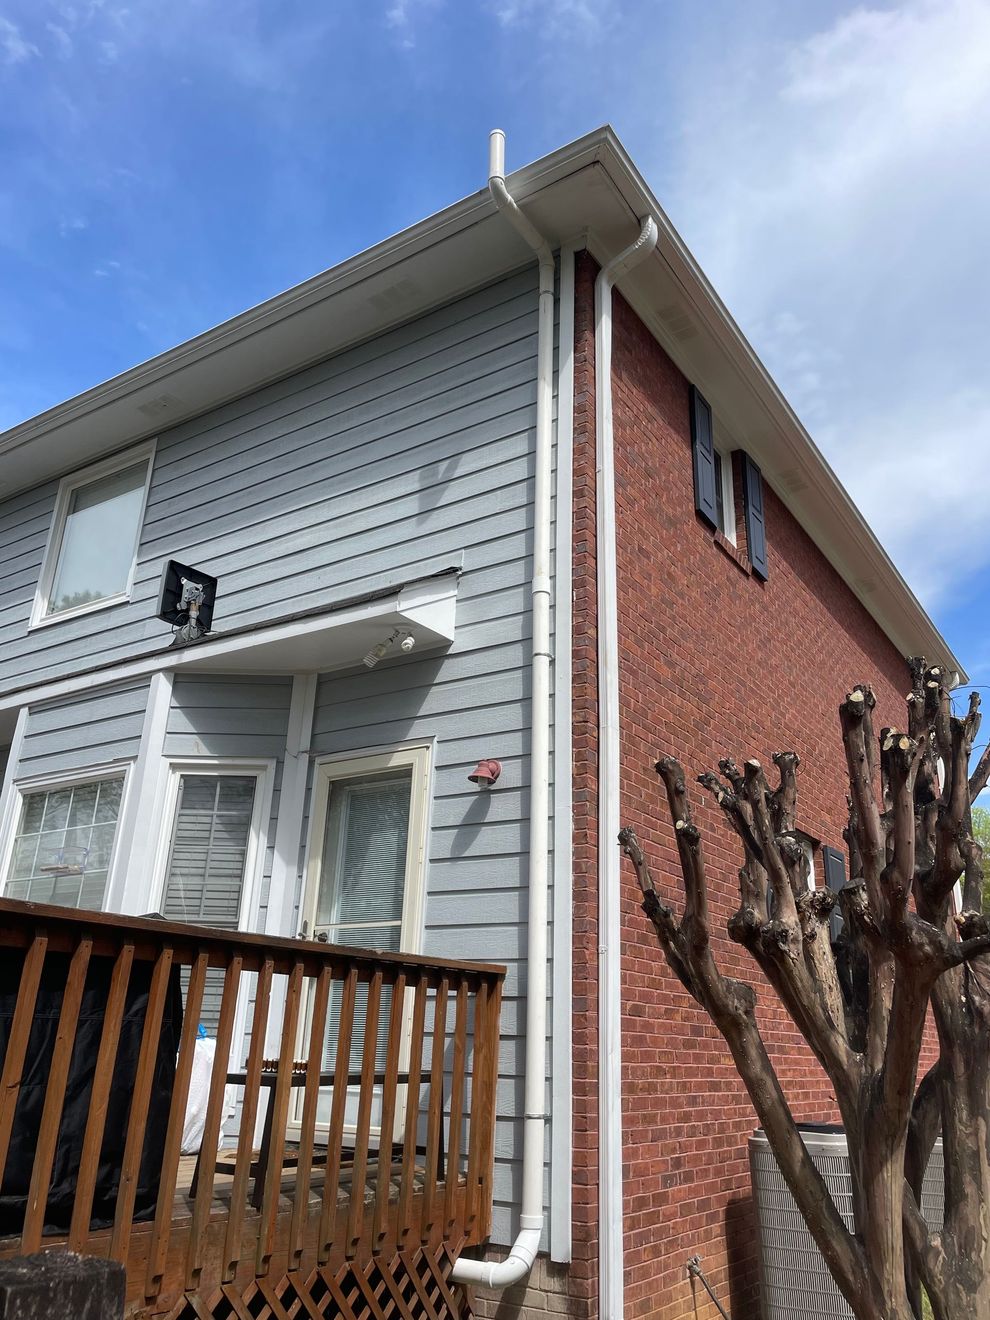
0;950;183;1235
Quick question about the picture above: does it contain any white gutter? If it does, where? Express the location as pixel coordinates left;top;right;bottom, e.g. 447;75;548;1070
595;216;658;1320
451;128;555;1291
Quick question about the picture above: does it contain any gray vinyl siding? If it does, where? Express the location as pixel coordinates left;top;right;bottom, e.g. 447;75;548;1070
304;453;554;1243
0;262;554;1248
14;680;151;781
0;267;542;696
164;674;292;927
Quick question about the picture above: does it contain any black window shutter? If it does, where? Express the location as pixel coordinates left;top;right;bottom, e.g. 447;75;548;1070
690;386;718;528
822;845;846;942
742;453;769;579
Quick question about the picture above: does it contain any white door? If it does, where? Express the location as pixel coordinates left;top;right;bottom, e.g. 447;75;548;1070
296;744;432;1137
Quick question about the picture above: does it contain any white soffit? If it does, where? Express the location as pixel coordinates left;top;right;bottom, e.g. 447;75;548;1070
0;575;458;713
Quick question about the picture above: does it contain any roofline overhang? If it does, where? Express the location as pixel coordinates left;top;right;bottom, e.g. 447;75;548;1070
0;126;964;681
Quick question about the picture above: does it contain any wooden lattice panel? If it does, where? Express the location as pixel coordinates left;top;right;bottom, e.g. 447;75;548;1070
161;1242;472;1320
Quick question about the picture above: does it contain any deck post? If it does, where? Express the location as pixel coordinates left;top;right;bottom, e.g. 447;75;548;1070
0;1253;124;1318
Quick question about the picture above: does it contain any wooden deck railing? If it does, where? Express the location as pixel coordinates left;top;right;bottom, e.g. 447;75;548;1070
0;898;503;1319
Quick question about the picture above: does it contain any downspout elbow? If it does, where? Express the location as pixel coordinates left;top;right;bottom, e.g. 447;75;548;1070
450;1227;542;1289
489;129;555;293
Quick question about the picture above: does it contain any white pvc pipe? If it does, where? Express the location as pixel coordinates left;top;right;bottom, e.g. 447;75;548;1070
595;215;659;1320
451;130;555;1291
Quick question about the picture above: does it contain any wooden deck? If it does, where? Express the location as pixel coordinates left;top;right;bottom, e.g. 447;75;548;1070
0;899;504;1318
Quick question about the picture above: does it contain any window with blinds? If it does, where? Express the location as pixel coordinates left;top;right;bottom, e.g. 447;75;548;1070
161;773;258;1032
316;769;413;1075
6;775;124;909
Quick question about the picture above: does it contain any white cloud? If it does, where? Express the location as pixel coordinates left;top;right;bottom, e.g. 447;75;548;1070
45;22;73;58
488;0;604;32
816;388;990;604
384;0;444;47
662;0;990;612
0;16;39;64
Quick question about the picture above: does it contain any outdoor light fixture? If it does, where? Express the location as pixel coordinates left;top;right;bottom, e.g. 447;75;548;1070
363;629;415;668
157;559;218;646
468;758;502;788
363;629;400;668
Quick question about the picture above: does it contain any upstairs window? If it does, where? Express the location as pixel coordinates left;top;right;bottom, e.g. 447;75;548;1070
31;443;154;627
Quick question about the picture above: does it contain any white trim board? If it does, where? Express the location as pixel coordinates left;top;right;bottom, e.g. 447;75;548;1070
0;709;28;896
550;244;575;1264
264;672;318;940
106;669;174;915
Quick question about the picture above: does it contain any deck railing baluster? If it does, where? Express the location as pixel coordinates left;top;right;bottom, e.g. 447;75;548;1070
146;948;209;1300
372;970;406;1251
317;964;357;1264
186;952;243;1289
289;963;331;1270
110;944;175;1264
256;960;304;1275
69;941;135;1252
443;979;469;1233
0;934;49;1191
397;974;429;1242
22;935;92;1253
223;957;273;1282
346;969;382;1258
421;977;449;1243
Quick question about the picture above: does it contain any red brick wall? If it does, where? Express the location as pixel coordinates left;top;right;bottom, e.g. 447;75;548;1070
570;249;915;1318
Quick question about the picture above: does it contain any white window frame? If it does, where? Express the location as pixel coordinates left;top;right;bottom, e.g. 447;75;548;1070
149;756;276;930
29;440;156;630
299;741;433;954
292;740;434;1139
0;760;135;909
713;445;736;544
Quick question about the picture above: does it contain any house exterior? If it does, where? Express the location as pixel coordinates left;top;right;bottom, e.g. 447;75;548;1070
0;128;962;1319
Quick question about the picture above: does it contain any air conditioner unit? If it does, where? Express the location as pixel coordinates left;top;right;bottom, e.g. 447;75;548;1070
749;1124;944;1320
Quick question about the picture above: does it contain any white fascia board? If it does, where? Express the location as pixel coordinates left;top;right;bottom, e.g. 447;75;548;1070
0;573;458;716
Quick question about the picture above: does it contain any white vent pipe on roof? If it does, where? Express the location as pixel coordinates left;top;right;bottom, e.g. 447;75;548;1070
450;130;554;1291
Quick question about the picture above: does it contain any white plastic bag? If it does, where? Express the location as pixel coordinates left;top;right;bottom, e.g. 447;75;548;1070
181;1036;236;1154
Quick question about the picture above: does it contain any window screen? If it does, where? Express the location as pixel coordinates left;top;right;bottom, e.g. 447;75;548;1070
6;776;124;909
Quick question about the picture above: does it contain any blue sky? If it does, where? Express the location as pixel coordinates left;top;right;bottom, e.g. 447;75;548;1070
2;0;989;731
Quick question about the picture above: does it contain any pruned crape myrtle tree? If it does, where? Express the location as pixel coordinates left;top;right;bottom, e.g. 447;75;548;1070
618;662;990;1320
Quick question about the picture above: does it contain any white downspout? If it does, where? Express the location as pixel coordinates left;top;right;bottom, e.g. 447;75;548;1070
596;216;658;1320
451;128;554;1290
